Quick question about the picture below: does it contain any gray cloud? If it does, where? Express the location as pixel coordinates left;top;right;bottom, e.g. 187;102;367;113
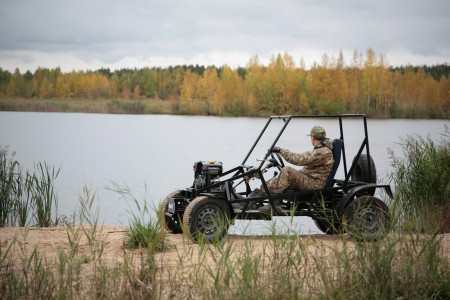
0;0;448;72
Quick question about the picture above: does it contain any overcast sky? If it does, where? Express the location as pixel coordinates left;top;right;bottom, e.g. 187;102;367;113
0;0;449;72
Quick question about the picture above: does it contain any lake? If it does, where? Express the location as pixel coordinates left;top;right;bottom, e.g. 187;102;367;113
1;112;448;235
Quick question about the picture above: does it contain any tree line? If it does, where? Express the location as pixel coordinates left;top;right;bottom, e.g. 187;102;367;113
0;49;448;118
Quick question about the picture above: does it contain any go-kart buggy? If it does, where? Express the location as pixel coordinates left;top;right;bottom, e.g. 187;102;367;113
161;114;392;243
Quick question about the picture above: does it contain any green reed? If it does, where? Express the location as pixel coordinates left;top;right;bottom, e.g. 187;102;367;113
29;162;60;227
0;147;19;227
389;127;450;232
0;147;59;227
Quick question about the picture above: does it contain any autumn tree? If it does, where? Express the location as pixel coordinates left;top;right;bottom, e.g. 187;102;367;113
220;66;244;116
362;48;378;110
437;76;450;118
6;68;23;97
296;57;311;114
0;68;11;96
131;84;140;99
418;76;439;117
55;74;70;98
378;68;394;117
141;68;157;98
309;54;333;113
120;73;132;99
347;50;364;111
330;50;349;104
110;73;120;98
244;55;263;115
180;69;199;114
396;66;424;117
277;52;300;114
371;55;393;117
197;67;219;114
20;70;33;97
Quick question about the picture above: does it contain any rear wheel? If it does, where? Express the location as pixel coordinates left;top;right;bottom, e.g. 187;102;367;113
183;196;231;243
160;190;183;234
343;196;390;241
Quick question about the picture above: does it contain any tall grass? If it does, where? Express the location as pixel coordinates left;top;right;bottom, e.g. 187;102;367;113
0;147;59;227
107;182;171;252
29;162;60;227
389;127;450;232
0;147;20;227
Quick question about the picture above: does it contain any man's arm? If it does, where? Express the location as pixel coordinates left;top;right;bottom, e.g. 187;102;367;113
279;148;312;166
280;147;333;167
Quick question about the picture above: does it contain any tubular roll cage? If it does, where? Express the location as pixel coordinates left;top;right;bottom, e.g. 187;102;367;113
241;114;373;184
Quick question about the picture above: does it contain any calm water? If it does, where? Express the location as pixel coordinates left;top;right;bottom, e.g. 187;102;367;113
1;112;448;235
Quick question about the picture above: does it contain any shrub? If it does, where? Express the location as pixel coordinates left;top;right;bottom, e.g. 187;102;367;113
389;127;450;232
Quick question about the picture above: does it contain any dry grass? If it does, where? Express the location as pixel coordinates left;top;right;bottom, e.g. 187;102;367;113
1;226;449;299
0;98;174;115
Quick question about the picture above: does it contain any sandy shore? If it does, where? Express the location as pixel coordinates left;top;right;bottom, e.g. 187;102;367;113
1;225;449;265
0;226;347;263
1;225;449;299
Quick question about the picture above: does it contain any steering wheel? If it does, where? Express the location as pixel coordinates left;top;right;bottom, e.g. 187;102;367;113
270;150;285;171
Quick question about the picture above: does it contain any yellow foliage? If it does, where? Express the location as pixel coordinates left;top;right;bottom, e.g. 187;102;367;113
2;49;448;118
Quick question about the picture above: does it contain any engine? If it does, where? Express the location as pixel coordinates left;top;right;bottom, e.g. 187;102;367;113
193;160;223;190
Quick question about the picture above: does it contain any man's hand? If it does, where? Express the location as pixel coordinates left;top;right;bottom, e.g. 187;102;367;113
272;146;281;153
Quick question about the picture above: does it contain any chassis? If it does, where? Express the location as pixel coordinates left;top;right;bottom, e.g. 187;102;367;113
161;114;392;243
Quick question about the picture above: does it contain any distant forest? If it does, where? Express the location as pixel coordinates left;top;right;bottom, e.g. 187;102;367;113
0;49;448;118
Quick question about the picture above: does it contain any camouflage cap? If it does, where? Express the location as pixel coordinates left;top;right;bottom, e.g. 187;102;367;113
308;126;327;139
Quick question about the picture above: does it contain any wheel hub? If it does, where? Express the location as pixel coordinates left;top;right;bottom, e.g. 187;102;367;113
356;207;379;231
197;207;217;234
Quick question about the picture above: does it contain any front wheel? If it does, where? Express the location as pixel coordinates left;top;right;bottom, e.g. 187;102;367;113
343;196;390;241
183;196;231;243
160;190;184;234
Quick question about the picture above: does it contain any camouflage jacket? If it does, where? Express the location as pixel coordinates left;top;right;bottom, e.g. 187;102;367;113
279;139;334;184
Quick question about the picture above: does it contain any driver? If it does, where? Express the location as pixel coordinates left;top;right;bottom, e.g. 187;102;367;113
253;125;334;214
